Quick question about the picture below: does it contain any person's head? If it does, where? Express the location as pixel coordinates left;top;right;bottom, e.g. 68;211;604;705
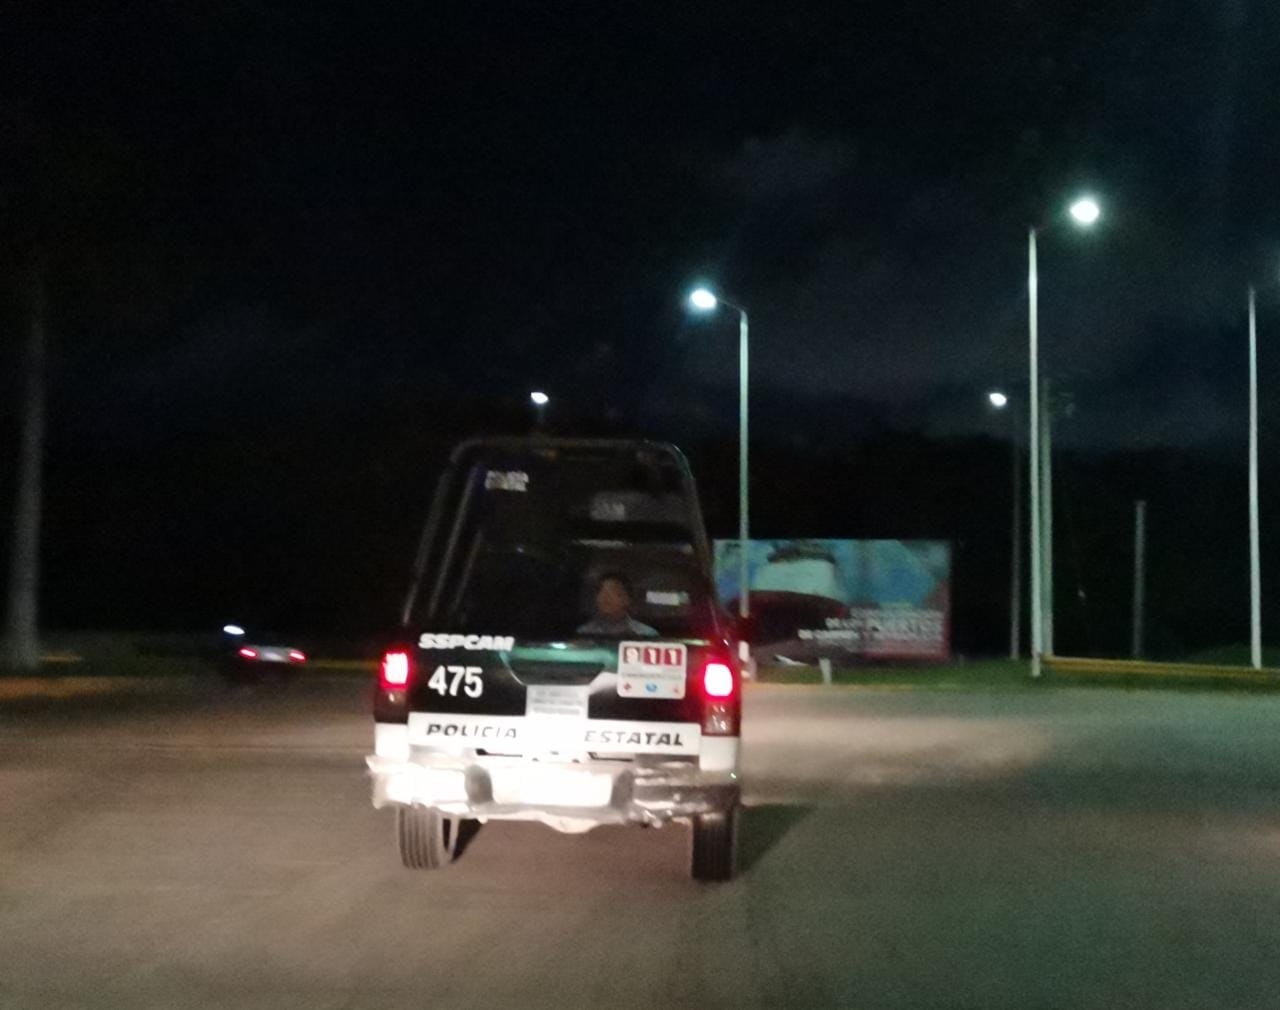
593;572;635;621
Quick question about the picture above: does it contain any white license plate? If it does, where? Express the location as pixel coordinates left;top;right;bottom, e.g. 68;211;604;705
490;765;615;807
525;684;589;719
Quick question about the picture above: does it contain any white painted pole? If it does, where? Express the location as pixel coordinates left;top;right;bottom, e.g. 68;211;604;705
5;269;46;671
1249;286;1262;670
738;307;751;665
1028;228;1043;678
1132;500;1146;659
1040;379;1054;657
1009;427;1022;659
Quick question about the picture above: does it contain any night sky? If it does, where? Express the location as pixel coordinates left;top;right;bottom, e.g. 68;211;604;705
3;3;1280;647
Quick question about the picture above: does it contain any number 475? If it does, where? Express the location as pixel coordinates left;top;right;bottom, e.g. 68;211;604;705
427;665;483;698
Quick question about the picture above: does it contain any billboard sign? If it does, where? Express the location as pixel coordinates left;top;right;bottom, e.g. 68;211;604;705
713;539;951;663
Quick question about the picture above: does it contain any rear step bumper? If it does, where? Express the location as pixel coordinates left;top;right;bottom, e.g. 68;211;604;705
367;754;739;833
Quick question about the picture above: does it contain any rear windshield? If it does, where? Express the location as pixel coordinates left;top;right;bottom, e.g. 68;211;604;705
409;444;719;640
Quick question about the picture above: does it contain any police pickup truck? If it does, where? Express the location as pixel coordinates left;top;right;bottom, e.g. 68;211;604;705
367;438;742;880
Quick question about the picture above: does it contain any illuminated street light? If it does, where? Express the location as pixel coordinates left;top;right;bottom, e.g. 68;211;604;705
1029;194;1104;678
686;286;751;661
689;287;718;311
985;391;1020;659
1069;196;1101;226
530;390;549;428
222;624;245;637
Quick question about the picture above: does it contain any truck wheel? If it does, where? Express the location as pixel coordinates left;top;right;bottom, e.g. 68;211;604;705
397;807;468;870
691;803;739;882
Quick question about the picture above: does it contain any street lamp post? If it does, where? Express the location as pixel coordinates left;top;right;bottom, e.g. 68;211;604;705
1040;377;1055;657
1029;227;1043;678
989;391;1021;659
530;390;549;428
1248;287;1262;669
689;288;751;660
1028;195;1101;679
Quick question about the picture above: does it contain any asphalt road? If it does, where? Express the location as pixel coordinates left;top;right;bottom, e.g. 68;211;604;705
4;678;1280;1009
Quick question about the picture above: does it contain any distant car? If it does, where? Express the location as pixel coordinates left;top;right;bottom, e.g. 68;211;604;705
220;625;307;684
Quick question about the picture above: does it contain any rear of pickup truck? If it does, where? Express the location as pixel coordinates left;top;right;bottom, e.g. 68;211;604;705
366;438;743;880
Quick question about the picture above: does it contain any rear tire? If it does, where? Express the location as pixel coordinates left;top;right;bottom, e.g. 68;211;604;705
691;803;739;881
396;807;469;870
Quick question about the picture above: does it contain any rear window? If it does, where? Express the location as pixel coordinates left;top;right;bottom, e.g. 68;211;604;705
409;443;719;640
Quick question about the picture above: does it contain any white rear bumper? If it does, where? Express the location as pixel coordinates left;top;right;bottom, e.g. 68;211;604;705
368;723;739;832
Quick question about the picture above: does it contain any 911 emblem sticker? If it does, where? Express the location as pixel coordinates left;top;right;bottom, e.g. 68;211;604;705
617;642;687;699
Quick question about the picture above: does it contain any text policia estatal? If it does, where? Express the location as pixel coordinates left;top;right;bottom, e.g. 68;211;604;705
422;723;688;748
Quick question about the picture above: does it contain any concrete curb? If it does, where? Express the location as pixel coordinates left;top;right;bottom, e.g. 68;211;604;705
0;677;185;702
1047;655;1280;685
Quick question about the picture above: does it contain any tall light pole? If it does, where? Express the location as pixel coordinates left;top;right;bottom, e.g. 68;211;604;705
1248;286;1262;669
689;287;751;660
989;390;1021;659
1029;195;1101;678
1040;377;1055;657
530;390;549;428
1029;227;1042;677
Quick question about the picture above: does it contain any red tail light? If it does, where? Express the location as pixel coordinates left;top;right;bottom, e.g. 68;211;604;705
380;649;413;688
288;650;306;663
703;661;734;698
701;656;739;736
239;647;258;660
